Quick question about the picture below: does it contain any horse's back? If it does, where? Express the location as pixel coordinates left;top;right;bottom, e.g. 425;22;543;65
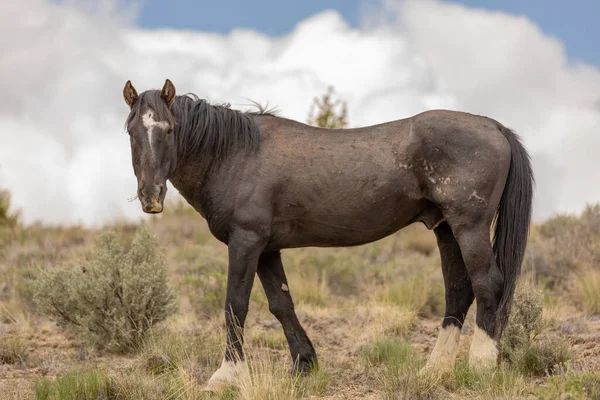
255;111;512;249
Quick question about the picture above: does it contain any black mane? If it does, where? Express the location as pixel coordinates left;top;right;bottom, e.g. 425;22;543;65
126;90;275;165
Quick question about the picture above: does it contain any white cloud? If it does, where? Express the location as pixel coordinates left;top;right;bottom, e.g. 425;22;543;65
1;0;599;225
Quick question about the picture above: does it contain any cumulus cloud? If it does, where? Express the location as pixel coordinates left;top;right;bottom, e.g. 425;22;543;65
1;0;599;225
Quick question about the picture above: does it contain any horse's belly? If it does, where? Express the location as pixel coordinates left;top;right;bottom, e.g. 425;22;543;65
268;196;426;249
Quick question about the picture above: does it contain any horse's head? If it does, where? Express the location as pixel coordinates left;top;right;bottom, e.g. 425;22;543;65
123;79;177;214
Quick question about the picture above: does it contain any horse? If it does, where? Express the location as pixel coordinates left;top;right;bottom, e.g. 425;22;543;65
122;79;534;391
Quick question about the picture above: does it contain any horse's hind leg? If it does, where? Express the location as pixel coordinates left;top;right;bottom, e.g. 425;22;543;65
257;251;317;373
425;222;474;370
449;220;503;369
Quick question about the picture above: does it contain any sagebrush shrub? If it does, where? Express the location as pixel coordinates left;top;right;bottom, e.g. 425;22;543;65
527;204;600;289
500;283;571;376
33;227;176;352
0;189;19;229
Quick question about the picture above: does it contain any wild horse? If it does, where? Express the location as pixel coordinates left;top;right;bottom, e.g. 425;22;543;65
122;79;533;391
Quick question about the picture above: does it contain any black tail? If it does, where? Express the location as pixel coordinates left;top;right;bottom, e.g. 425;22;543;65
493;125;534;340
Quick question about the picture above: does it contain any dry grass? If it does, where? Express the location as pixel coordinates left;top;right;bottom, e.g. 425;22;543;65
0;198;597;399
0;336;29;365
573;266;600;315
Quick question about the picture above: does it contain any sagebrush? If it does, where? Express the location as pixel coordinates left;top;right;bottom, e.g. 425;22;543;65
33;227;177;352
500;282;571;376
0;188;20;234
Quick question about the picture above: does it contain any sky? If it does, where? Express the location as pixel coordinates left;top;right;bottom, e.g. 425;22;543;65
133;0;600;67
2;0;600;226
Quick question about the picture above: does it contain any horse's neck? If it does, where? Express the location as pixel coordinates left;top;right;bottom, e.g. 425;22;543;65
169;156;211;203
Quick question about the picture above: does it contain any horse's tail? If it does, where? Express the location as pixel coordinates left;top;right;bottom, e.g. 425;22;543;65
492;124;534;340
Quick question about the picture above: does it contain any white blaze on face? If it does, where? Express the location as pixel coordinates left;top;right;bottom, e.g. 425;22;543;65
468;326;499;369
425;325;461;369
142;110;170;157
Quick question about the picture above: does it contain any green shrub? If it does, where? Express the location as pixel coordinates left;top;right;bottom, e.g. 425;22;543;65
33;227;177;352
535;372;600;400
500;283;571;376
0;189;19;228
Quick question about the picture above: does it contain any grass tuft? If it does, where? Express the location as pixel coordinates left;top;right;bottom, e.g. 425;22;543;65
448;361;526;399
0;336;29;365
35;368;113;400
573;266;600;315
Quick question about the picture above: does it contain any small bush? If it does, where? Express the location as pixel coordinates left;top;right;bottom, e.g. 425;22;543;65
0;336;29;365
500;283;544;355
33;227;177;352
573;266;600;315
511;333;572;376
0;189;20;228
500;282;571;376
535;372;600;400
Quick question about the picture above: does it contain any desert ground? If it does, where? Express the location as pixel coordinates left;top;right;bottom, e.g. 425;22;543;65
1;198;599;399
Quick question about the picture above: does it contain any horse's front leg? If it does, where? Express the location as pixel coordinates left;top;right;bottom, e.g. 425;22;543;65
203;228;267;391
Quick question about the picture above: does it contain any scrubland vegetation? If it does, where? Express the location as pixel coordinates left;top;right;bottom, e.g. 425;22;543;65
1;188;600;399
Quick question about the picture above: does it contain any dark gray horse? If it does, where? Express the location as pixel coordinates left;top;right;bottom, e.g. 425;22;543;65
122;79;533;390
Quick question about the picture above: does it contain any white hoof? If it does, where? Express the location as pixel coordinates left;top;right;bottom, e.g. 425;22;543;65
468;327;498;369
203;358;249;392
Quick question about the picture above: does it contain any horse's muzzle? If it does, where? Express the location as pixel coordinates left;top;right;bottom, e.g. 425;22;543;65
142;196;163;214
138;182;165;214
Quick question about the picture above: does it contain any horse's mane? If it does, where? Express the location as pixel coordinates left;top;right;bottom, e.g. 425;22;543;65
126;90;278;165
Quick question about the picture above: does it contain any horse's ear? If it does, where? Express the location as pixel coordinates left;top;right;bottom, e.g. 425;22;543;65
161;79;176;106
123;80;138;108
